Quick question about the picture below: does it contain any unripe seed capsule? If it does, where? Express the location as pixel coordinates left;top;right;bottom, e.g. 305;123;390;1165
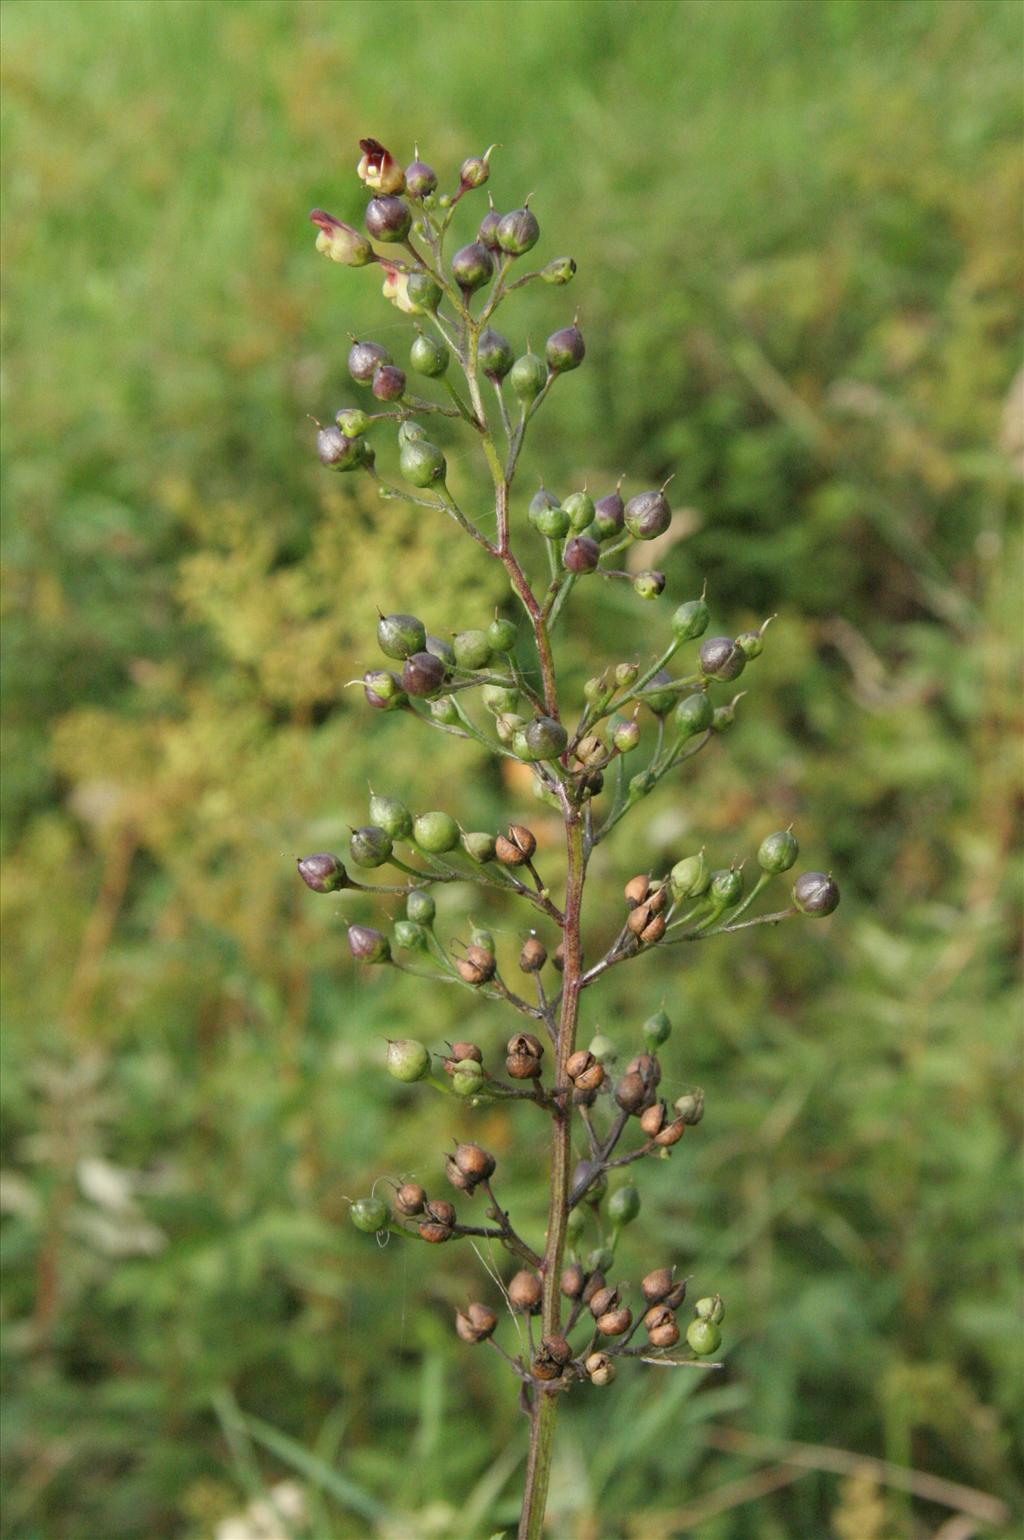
529;487;569;539
696;1293;725;1324
478;327;514;380
365;195;412;243
347;924;391;963
643;1009;672;1046
406;889;435;924
792;871;840;916
349;826;393;868
459;152;492;189
634;570;666;600
759;829;799;874
546;324;585;373
609;1184;641;1225
372;364;406;401
316;426;361;471
452;629;492;670
542;255;576;284
686;1318;722;1356
401;650;446;696
564;535;600;573
350;1197;388;1233
410;333;449;377
497;206;540;255
674;691;714;737
386;1038;430;1082
477;206;502;250
510;352;548;402
613;716;641;752
487;616;517;652
624;489;672;540
699;636;745;681
588;1033;618;1067
641;669;676;716
393;919;428;951
670;851;711;900
451;241;494;292
405;159;438;198
369;794;413;840
710;867;744;906
524;717;568;760
297;853;348;893
562;491;596;532
413;811;460;853
426;633;457;670
348;339;391;383
405;271;442;313
462;831;497;864
672;596;711;640
594;489;624;538
334;407;371;436
378;612;426;659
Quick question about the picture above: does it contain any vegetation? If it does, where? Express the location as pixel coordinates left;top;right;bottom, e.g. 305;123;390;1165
1;2;1020;1538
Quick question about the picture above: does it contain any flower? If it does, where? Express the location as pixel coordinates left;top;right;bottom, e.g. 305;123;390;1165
308;209;374;267
357;137;405;195
380;261;417;313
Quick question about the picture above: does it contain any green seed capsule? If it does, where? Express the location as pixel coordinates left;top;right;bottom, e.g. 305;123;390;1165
510;352;548;402
758;829;799;874
634;571;666;600
669;851;711;900
641;670;676;716
529;499;570;539
413;811;460;853
588;1033;618;1067
562;491;596;532
524;716;568;760
350;1197;389;1233
686;1317;722;1356
566;1206;586;1241
462;831;497;863
541;255;576;285
349;825;393;868
487;617;517;653
377;613;426;660
430;696;459;725
674;691;714;737
398;419;427;445
406;889;435;924
400;439;446;488
643;1009;672;1046
497;206;540;255
453;629;493;670
386;1038;431;1080
409;332;449;377
695;1294;725;1324
608;1184;641;1226
587;1246;614;1272
369;794;413;839
335;407;371;437
710;867;744;906
478;327;514;381
405;271;442;313
452;1064;485;1097
393;919;429;953
672;597;710;641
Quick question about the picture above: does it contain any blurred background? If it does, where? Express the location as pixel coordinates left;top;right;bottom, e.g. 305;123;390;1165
2;1;1021;1536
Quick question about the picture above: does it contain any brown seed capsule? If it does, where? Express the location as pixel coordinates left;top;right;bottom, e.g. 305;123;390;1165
585;1351;616;1386
646;883;668;915
445;1156;477;1192
532;1333;572;1380
566;1049;605;1100
575;733;608;768
627;1052;662;1086
588;1285;620;1319
665;1279;688;1310
509;1032;544;1059
543;1334;572;1365
457;944;496;985
643;1303;675;1334
552;943;565;973
646;1315;680;1349
627;902;653;936
581;1270;607;1305
531;1353;562;1381
519;935;547;973
495;823;537;865
394;1182;427;1216
455;1302;498;1343
597;1306;633;1336
450;1041;483;1063
426;1199;455;1227
640;1101;668;1138
454;1142;496;1181
640;914;666;946
508;1269;543;1314
506;1051;541;1080
418;1222;451;1243
641;1267;675;1305
654;1116;686;1147
615;1072;649;1114
624;873;651;909
560;1263;585;1299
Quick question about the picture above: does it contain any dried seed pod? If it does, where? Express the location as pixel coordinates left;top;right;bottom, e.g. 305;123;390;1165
455;1302;497;1344
531;1353;562;1381
624;873;651;909
646;1315;680;1349
394;1182;427;1216
646;884;668;915
508;1270;543;1314
505;1031;544;1082
552;943;565;973
614;1072;649;1114
560;1263;585;1299
566;1049;605;1099
450;1041;483;1064
444;1156;477;1193
640;914;666;946
454;1143;496;1181
519;935;548;973
626;902;653;936
640;1100;668;1138
581;1269;607;1305
627;1052;662;1086
597;1306;632;1336
644;1303;675;1334
641;1268;675;1305
457;944;497;986
654;1116;686;1147
418;1221;452;1243
674;1089;705;1125
425;1199;455;1228
495;823;537;865
588;1285;620;1319
585;1351;616;1386
543;1334;572;1365
665;1279;688;1310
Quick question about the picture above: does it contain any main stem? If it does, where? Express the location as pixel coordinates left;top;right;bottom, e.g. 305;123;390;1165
518;811;586;1540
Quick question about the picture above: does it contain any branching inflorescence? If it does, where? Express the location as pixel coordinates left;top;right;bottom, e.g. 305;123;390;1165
298;136;840;1540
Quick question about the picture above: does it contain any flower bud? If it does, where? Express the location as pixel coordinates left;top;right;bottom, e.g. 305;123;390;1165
335;407;371;437
357;138;405;194
609;1184;640;1226
462;831;497;864
624;489;672;540
699;636;745;681
394;1181;426;1215
562;491;596;533
523;717;568;761
386;1038;430;1082
508;1269;543;1314
674;691;714;738
758;829;799;874
669;851;711;900
497;206;540;255
405;158;437;198
401;650;447;696
451;241;494;292
459;150;494;189
588;1033;618;1067
452;629;493;670
686;1317;722;1356
309;209;375;266
510;352;548;402
710;867;743;906
478;327;514;381
519;935;548;973
297;852;349;894
560;1263;585;1299
671;596;710;641
597;1306;632;1337
413;811;460;853
349;825;393;868
696;1294;725;1324
640;669;676;716
350;1196;389;1233
586;1351;616;1386
546;323;585;373
612;716;641;753
455;1302;497;1343
400;439;447;488
564;535;600;574
393;919;428;952
645;1306;680;1349
377;612;425;659
410;333;449;377
542;255;576;285
674;1088;704;1125
372;364;406;401
406;889;435;924
633;570;666;600
349;339;391;383
792;871;840;916
365;195;412;243
405;270;442;313
316;425;362;472
643;1009;672;1046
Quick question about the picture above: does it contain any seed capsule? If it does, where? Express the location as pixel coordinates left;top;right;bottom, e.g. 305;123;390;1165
451;240;494;292
641;1268;675;1305
478;327;514;380
562;491;596;532
462;831;497;864
640;669;676;716
508;1270;543;1314
297;852;348;894
699;636;746;681
546;324;585;373
758;829;799;874
425;1198;455;1227
349;826;392;868
634;570;666;600
316;425;361;471
560;1263;585;1299
459;151;493;189
405;158;437;198
644;1305;680;1348
523;717;568;760
792;871;840;916
377;612;426;660
588;1285;620;1319
413;811;460;853
497;206;540;255
401;650;447;696
347;924;391;963
672;595;711;640
495;824;537;865
669;851;711;901
674;1089;705;1126
597;1306;632;1336
581;1268;606;1305
654;1116;686;1147
348;339;391;383
566;1049;604;1096
418;1221;451;1243
365;195;412;243
394;1182;427;1216
406;889;435;924
585;1351;616;1386
477;206;502;249
445;1156;476;1193
674;691;714;738
615;1072;649;1114
695;1293;725;1324
350;1197;388;1233
386;1039;430;1083
564;535;600;573
624;489;672;540
452;628;493;670
510;352;548;402
640;1101;667;1138
506;1031;544;1080
405;271;442;313
542;255;576;284
594;488;624;538
686;1318;722;1356
640;913;666;945
454;1143;496;1181
519;935;548;973
410;333;449;377
457;945;497;986
372;364;406;401
455;1302;497;1343
608;1184;640;1226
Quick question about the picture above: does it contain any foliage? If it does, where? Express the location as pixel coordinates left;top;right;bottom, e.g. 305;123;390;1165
1;2;1020;1537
